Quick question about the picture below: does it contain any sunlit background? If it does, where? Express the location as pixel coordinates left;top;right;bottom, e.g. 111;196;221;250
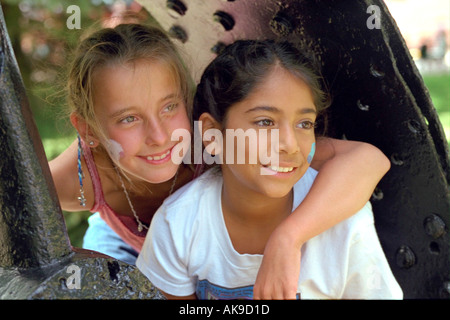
385;0;449;141
2;0;449;247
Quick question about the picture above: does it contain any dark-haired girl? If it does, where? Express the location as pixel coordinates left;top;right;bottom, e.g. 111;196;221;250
137;40;402;299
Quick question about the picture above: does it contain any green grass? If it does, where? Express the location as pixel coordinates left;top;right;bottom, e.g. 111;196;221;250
422;73;450;144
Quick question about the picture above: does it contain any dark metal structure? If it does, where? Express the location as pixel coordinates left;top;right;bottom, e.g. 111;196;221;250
0;5;162;299
141;0;450;298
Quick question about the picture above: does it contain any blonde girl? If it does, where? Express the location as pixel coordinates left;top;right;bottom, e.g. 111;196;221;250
49;23;390;299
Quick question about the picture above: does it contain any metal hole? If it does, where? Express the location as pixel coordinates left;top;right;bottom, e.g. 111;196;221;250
213;11;235;31
429;241;440;255
168;25;188;43
211;42;227;55
270;12;294;36
166;0;187;18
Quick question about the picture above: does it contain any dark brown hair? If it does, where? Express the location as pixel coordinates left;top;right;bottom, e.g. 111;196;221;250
194;39;330;135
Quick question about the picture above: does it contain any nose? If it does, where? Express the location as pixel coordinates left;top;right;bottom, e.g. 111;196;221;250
145;117;169;146
276;123;300;155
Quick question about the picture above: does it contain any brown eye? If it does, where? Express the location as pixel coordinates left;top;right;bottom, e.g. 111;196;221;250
297;121;315;130
255;119;274;127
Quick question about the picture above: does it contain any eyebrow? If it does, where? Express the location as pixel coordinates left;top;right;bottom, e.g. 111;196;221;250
160;93;179;102
109;107;137;119
245;105;317;115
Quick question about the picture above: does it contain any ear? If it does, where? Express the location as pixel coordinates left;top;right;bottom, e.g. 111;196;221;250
198;112;222;156
70;112;99;148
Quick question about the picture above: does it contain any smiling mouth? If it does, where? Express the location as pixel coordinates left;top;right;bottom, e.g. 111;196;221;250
266;166;295;173
261;164;297;174
146;149;171;161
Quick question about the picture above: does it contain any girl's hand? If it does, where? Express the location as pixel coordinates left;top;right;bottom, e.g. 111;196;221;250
253;225;301;300
254;139;390;299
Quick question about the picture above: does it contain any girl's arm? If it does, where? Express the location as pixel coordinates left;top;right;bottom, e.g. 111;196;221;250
253;138;391;299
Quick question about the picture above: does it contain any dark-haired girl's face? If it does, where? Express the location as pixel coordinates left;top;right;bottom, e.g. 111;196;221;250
220;66;317;199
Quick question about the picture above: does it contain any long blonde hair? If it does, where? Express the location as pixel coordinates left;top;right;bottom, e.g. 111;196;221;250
67;23;194;143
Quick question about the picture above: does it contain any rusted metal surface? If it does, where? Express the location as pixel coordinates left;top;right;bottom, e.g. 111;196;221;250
140;0;450;298
0;248;163;299
0;4;163;299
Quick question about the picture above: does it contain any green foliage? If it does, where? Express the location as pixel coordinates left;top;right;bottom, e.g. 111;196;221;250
423;73;450;144
2;0;143;248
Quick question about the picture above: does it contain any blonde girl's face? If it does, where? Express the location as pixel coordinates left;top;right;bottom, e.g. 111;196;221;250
92;59;191;183
221;66;317;199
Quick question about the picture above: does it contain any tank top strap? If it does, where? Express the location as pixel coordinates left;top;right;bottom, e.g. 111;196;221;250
80;139;106;211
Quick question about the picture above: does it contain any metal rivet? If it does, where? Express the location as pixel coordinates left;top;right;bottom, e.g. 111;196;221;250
269;12;294;36
213;11;235;31
395;245;416;269
168;25;188;43
357;99;370;111
371;187;383;201
407;119;422;135
369;64;385;78
166;0;187;18
211;42;227;55
424;214;446;239
440;282;450;299
390;153;404;166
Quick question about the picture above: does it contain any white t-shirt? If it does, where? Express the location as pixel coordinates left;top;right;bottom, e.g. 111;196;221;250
137;168;403;299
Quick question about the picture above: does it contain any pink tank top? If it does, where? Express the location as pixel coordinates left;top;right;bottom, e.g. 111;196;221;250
82;141;146;252
81;141;203;253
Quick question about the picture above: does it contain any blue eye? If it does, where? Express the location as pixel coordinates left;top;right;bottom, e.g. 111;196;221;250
163;103;178;113
120;115;137;124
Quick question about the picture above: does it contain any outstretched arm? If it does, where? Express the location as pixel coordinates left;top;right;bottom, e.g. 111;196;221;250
253;138;390;299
